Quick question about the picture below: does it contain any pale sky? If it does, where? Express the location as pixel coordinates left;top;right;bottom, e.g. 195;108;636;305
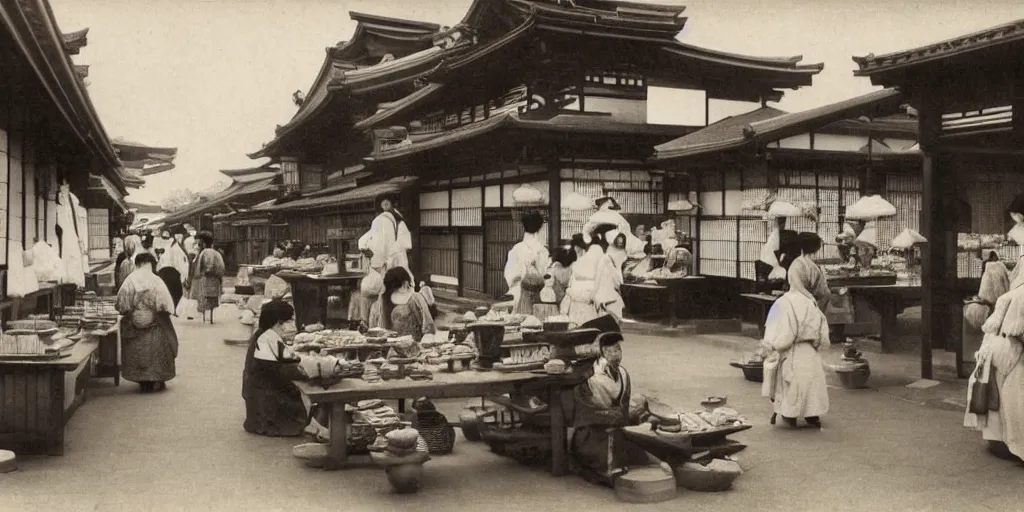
50;0;1024;204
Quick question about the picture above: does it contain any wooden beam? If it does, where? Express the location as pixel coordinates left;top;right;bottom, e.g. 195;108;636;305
918;86;945;381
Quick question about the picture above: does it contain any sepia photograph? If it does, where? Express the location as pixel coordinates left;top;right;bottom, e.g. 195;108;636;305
1;0;1024;510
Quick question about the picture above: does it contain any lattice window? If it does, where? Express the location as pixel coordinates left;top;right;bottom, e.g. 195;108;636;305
451;187;482;227
699;219;738;278
419;191;450;227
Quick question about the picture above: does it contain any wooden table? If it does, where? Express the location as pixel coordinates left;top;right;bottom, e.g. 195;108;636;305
622;283;673;326
0;340;99;455
623;277;707;327
87;322;121;386
295;371;578;475
740;293;778;339
276;271;363;329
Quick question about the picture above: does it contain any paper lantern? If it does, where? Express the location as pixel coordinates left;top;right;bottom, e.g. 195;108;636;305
562;191;594;211
512;184;544;204
890;228;927;249
846;195;897;220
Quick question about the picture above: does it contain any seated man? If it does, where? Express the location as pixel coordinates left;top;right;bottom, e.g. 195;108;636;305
569;332;654;485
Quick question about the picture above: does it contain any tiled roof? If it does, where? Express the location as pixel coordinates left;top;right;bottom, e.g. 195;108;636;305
653;88;906;162
854;18;1024;77
255;177;416;212
160;177;276;224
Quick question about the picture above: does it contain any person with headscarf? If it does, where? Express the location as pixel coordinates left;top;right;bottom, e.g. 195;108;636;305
504;211;550;314
368;267;436;343
116;235;144;292
561;228;624;326
787;232;831;311
964;269;1024;462
187;231;226;324
116;252;179;393
361;193;414;282
760;260;831;428
157;232;190;308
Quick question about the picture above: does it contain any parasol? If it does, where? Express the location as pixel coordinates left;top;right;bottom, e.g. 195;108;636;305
846;195;897;221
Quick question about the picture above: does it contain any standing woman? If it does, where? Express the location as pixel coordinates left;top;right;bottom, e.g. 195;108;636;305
242;300;310;437
561;230;624;326
363;194;414;282
368;267;436;343
187;231;226;324
760;260;831;428
116;234;143;292
116;252;179;393
503;211;550;314
157;233;190;309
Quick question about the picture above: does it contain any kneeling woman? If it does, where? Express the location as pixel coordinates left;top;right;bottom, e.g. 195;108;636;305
760;261;830;428
116;252;179;392
243;300;318;437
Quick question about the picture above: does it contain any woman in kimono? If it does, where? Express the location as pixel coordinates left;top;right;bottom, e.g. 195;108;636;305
368;267;436;343
760;260;831;428
570;332;653;485
548;247;576;305
242;300;312;437
363;194;413;281
964;266;1024;461
964;251;1010;330
116;235;143;292
116;253;179;393
643;246;692;280
157;235;190;308
561;232;624;326
187;231;226;324
503;211;550;314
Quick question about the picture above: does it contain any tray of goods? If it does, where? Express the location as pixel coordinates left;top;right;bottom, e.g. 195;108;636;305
405;362;434;381
0;332;43;356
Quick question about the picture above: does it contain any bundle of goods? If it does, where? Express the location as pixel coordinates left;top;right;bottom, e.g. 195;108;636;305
418;335;476;365
370;427;431;494
293;329;366;351
0;319;72;356
355;400;406;448
296;353;363;388
520;315;543;333
405;362;434;381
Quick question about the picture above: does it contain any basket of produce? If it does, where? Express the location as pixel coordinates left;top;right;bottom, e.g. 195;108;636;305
413;400;456;455
672;459;743;492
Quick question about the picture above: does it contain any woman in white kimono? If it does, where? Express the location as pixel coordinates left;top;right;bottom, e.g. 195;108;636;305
583;197;645;261
561;229;624;326
964;265;1024;461
503;211;550;314
761;260;831;428
362;194;413;281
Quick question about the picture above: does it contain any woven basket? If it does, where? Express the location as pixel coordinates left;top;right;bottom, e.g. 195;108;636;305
673;463;741;492
416;410;456;455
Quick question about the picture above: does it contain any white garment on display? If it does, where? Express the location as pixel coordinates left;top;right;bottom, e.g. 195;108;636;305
57;184;86;287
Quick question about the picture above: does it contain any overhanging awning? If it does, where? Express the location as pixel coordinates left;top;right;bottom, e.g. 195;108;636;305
161;177;276;225
256;176;417;212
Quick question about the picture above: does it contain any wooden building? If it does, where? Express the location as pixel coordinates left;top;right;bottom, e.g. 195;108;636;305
853;18;1024;378
1;1;131;300
250;0;823;299
159;164;281;272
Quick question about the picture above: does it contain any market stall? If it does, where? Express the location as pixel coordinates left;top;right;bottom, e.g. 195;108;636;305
0;320;98;456
275;270;364;330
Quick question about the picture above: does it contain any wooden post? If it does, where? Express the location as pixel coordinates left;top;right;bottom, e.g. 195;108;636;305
918;86;945;380
548;164;561;249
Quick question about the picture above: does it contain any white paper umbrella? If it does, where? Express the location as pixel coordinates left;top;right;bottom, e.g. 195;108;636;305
764;200;803;219
846;195;897;220
512;183;544;204
562;191;594;211
856;222;879;248
890;228;927;249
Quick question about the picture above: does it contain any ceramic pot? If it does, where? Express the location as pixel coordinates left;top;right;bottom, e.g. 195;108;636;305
835;363;870;389
385;463;424;494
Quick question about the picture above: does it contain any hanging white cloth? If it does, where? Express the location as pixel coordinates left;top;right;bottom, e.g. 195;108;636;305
71;192;89;274
6;240;39;298
57;184;85;287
